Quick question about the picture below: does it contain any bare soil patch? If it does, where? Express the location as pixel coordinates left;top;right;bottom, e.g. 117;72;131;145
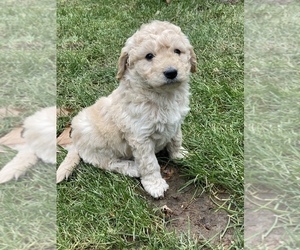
245;187;286;249
149;163;234;247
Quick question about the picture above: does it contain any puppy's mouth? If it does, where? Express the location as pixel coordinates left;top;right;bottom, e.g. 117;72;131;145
163;78;181;86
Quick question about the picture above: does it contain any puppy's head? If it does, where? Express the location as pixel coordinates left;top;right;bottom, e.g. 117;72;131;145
116;21;197;88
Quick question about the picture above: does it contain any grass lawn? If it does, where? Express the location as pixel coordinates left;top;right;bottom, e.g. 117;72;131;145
57;0;243;249
245;1;300;248
0;2;56;135
0;154;56;249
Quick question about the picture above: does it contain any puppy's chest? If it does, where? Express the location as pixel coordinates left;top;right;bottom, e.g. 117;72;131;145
150;108;181;139
151;122;177;139
126;98;188;139
150;119;179;152
155;107;181;124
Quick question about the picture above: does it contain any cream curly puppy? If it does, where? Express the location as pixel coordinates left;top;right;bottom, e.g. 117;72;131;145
57;20;197;198
0;107;56;183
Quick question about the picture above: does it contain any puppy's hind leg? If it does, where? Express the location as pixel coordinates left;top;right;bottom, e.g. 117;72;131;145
167;126;188;160
56;145;81;183
0;147;38;184
107;159;140;177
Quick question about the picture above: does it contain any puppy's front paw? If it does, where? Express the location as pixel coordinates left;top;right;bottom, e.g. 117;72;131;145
141;175;169;198
169;146;188;160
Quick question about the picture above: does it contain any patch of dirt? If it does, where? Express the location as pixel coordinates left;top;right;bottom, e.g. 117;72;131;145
149;164;234;247
245;186;286;249
57;126;72;147
0;127;25;150
0;107;23;119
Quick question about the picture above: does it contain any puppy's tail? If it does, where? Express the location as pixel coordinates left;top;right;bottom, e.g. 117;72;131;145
56;145;80;183
0;147;38;184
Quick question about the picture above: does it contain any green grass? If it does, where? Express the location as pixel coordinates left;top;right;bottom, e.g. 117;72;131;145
0;150;56;249
0;4;55;135
245;1;300;248
0;2;56;249
57;163;200;249
57;0;243;249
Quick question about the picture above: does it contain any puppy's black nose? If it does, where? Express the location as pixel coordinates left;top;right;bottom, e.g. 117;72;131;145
164;68;178;79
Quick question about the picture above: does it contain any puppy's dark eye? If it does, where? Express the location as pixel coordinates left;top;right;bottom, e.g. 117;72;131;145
145;53;154;61
174;49;181;55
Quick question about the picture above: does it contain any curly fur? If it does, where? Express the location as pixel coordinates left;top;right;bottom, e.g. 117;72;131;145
0;107;56;183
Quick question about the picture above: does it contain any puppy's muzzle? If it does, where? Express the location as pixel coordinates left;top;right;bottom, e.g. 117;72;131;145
164;67;178;80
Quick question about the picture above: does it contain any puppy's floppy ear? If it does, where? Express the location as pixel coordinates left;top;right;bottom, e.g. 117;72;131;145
116;48;129;80
189;47;197;73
